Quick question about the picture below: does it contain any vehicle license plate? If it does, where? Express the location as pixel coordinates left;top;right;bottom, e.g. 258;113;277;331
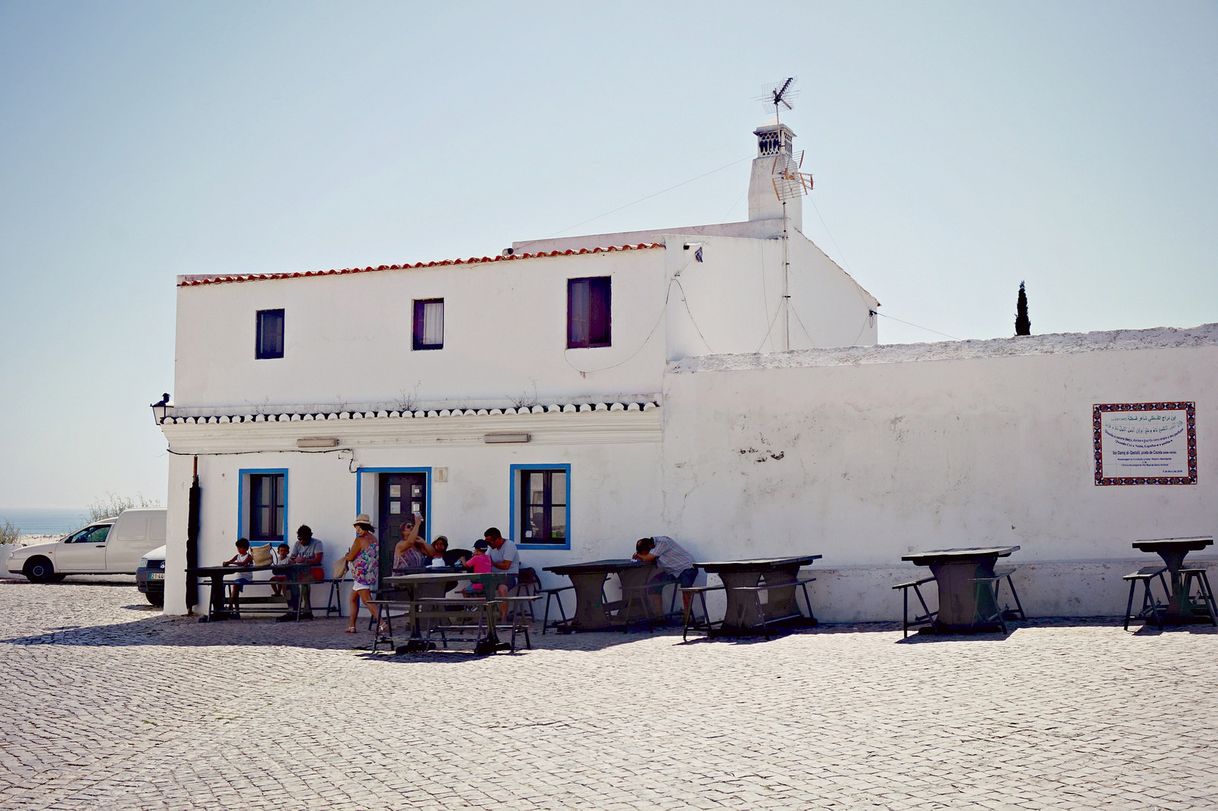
150;573;164;581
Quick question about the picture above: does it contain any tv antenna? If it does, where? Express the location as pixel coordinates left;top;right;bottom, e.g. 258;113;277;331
761;76;798;123
759;77;814;352
763;77;814;201
773;76;795;109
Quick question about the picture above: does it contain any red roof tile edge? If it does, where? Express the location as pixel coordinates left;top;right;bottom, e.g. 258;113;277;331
178;243;666;287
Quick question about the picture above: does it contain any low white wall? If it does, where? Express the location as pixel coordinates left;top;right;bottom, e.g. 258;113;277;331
662;328;1218;620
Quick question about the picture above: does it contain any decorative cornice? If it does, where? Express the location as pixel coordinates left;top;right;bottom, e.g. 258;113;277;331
158;402;663;454
159;400;659;426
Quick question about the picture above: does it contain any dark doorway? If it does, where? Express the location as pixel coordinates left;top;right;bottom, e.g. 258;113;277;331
378;472;428;576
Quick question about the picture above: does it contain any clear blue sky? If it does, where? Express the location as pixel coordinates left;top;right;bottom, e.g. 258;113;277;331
1;1;1215;508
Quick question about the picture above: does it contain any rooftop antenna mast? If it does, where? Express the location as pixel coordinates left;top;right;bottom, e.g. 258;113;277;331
764;76;813;351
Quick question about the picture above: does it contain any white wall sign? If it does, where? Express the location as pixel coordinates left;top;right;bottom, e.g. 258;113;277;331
1093;402;1198;485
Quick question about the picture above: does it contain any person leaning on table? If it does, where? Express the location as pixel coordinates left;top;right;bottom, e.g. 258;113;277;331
633;535;699;614
275;525;324;622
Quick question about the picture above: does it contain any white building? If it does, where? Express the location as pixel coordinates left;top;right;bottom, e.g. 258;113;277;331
157;121;1216;621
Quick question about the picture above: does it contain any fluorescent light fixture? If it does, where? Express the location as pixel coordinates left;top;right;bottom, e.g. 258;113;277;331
297;437;340;448
483;432;530;444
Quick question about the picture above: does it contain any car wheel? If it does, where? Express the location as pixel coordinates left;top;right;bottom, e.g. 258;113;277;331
24;557;55;583
145;591;164;607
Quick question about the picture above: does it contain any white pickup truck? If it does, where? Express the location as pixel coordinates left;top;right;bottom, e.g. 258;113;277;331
6;508;167;582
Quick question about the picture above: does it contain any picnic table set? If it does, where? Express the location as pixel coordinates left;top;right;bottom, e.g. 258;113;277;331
187;534;1217;650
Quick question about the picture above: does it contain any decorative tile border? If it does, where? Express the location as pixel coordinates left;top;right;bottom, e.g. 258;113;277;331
1093;401;1198;485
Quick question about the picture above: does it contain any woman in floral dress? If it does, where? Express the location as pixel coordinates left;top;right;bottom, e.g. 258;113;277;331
339;513;383;634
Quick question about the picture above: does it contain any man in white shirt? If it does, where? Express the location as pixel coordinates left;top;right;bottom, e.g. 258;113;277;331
484;526;519;619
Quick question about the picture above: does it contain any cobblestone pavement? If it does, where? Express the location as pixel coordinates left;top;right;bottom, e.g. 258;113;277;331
0;580;1216;809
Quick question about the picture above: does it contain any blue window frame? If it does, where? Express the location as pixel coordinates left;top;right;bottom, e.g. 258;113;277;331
238;468;288;544
256;309;285;359
511;464;571;550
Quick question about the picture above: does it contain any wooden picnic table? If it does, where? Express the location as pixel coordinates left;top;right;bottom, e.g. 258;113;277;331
695;556;821;636
190;563;310;621
900;546;1020;632
542;559;658;632
1131;536;1214;623
381;571;510;653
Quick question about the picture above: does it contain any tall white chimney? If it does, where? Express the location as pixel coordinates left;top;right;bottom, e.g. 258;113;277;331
747;121;802;231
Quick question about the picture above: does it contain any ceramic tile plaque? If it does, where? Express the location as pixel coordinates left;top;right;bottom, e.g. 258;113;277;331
1093;402;1197;485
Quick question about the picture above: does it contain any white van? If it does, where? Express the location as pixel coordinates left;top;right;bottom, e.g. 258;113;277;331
5;508;167;582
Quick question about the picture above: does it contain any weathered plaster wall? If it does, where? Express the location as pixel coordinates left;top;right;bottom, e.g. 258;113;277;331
662;327;1218;620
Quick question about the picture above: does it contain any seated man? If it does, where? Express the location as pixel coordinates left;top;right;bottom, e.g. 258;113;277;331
633;535;698;616
276;524;324;622
484;527;519;620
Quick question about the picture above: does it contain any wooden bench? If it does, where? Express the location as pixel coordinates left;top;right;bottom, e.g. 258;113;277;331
617;578;681;632
893;576;937;639
735;575;816;637
220;576;349;621
371;595;539;654
1123;565;1170;630
679;584;725;641
540;582;611;635
1180;566;1218;626
968;565;1027;633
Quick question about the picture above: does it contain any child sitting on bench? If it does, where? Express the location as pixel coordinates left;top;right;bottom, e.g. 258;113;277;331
461;539;493;596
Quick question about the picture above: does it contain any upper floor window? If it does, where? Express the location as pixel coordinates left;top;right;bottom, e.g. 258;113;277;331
413;299;444;351
567;277;611;349
256;309;285;359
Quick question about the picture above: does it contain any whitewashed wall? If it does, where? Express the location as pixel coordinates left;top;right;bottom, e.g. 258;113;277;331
173;234;878;418
788;233;879;348
161;410;663;615
174;249;670;411
662;233;878;360
662;327;1218;621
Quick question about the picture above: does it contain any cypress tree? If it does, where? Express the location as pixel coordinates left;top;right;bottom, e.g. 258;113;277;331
1015;281;1031;336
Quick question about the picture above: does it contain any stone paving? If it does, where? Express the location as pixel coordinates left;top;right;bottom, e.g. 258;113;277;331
0;579;1216;809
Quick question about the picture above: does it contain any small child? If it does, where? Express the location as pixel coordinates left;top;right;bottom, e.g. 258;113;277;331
268;542;290;597
461;539;494;596
222;538;254;606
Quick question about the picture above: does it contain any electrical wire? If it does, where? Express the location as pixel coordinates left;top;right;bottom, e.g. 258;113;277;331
808;195;959;343
673;278;714;352
790;305;815;347
562;277;675;375
755;305;784;353
809;195;853;271
554;156;752;236
165;447;349;457
876;306;959;338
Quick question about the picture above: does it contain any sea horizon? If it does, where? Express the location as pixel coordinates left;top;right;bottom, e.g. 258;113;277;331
0;507;91;537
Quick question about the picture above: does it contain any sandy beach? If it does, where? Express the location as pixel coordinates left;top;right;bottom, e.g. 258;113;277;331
15;535;59;546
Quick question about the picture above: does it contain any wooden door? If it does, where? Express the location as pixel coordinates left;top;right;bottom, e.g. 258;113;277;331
378;472;427;577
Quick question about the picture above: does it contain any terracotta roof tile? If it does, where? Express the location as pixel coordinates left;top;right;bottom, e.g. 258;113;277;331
178;243;665;288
